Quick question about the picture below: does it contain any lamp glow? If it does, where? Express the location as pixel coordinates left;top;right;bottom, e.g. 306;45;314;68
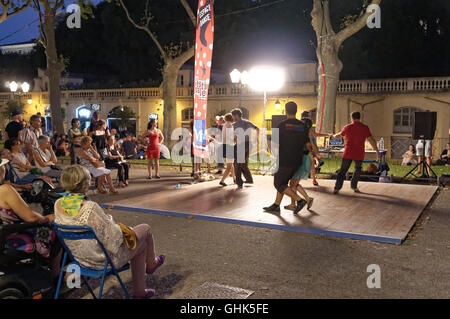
21;82;30;93
248;66;285;92
229;69;241;84
27;99;32;104
9;81;18;92
275;99;281;109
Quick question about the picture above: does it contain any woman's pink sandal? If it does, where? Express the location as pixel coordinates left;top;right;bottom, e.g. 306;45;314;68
146;254;165;275
133;288;155;299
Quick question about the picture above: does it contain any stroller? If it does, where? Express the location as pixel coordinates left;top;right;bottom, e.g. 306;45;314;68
0;179;62;299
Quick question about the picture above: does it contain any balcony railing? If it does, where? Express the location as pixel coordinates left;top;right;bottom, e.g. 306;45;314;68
1;76;449;103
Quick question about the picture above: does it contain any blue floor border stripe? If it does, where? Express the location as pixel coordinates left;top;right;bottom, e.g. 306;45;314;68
101;204;403;244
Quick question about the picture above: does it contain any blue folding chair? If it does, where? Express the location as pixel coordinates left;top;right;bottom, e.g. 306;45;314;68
51;222;130;299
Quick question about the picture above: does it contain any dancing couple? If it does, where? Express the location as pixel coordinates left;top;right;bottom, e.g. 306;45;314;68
264;102;315;214
219;108;259;188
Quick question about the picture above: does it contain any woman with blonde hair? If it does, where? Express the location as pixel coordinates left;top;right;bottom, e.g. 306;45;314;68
77;136;118;194
55;165;165;298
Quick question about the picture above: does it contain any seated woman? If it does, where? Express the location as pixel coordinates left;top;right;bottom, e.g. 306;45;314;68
402;144;418;166
0;158;61;278
55;165;165;298
55;138;70;157
33;135;62;179
436;143;450;166
104;136;130;188
77;136;118;194
1;146;54;189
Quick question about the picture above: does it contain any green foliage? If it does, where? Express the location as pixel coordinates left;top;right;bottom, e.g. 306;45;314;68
0;100;22;120
109;106;136;127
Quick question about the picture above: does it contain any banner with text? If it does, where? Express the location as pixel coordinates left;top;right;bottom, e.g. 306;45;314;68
193;0;214;159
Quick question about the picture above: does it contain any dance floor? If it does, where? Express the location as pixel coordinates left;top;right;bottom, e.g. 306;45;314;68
102;176;438;244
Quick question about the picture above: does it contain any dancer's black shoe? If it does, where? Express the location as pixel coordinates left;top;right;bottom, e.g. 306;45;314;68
263;204;280;213
293;199;307;214
219;181;227;186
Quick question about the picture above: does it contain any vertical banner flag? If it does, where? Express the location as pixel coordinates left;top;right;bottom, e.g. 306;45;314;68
193;0;214;159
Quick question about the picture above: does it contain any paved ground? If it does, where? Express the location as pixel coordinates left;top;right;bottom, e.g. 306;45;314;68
65;167;450;299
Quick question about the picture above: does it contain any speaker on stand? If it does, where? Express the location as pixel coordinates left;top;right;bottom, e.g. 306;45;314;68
404;111;438;179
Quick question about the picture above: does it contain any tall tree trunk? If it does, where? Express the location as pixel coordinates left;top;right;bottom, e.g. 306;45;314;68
43;14;65;135
161;47;194;143
311;0;382;133
162;62;179;142
314;36;342;134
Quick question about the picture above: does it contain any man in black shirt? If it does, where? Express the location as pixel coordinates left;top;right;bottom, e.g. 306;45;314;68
263;102;311;214
4;109;24;144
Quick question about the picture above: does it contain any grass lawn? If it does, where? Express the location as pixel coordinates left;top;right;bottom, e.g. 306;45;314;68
127;157;449;178
1;139;447;178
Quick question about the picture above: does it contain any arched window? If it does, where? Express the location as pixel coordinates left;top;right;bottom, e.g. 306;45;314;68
393;107;423;133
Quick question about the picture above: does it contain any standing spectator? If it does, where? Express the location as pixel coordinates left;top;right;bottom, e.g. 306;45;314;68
232;108;259;189
332;112;380;194
212;116;225;174
33;135;61;179
401;144;417;166
4;109;24;147
263;102;312;214
105;136;130;187
68;118;84;165
20;115;42;163
86;111;100;136
219;113;236;186
122;133;138;159
146;119;164;179
91;120;109;159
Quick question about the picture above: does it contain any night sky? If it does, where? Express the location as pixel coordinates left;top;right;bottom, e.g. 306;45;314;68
0;0;103;45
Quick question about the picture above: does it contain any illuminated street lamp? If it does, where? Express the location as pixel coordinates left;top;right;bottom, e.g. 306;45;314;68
248;66;285;129
275;99;281;110
6;81;30;107
229;69;250;109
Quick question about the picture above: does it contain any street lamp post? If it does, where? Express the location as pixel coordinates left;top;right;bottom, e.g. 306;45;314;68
229;69;249;109
6;81;30;108
247;66;285;130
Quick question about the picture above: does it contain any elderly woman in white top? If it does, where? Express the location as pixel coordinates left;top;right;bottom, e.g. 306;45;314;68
33;135;61;179
77;136;118;194
54;165;165;298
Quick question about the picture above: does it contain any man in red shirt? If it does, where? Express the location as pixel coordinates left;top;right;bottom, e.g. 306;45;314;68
333;112;380;194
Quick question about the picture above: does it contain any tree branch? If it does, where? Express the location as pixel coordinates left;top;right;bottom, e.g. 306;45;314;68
0;0;31;23
322;0;334;35
180;0;196;27
118;0;167;61
335;0;382;48
172;44;195;68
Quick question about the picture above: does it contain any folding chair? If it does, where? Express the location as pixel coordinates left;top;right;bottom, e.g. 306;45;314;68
52;222;130;299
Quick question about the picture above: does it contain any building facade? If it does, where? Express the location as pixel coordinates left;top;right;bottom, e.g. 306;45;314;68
1;72;449;159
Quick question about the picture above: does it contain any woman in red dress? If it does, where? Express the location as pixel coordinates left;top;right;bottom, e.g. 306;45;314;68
146;119;164;179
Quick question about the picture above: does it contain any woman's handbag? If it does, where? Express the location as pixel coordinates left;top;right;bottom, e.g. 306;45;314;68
93;160;105;168
116;222;137;250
